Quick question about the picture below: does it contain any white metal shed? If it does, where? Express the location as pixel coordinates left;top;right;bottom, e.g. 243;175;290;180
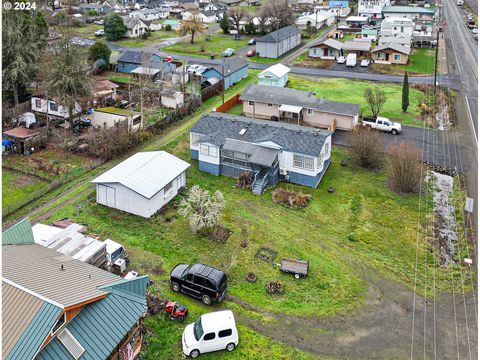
91;151;190;218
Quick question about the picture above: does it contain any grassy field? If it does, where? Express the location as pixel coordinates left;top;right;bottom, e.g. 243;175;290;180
113;30;179;48
371;48;436;75
70;23;103;39
288;75;426;127
164;35;249;57
2;170;47;209
226;103;243;115
103;71;137;85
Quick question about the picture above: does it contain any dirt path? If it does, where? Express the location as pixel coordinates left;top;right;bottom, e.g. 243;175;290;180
229;262;477;359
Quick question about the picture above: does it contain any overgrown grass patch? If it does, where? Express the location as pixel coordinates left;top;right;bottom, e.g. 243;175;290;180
164;35;249;57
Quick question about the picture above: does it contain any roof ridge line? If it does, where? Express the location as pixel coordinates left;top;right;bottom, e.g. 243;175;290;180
2;278;64;309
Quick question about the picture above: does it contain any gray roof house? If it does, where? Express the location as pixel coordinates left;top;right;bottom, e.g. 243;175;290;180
190;113;333;193
239;84;360;131
256;26;302;58
202;57;249;90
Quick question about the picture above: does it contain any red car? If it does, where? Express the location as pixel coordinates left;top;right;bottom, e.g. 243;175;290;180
246;50;255;57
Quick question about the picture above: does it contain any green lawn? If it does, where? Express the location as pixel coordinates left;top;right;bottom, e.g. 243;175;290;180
2;170;47;209
103;71;137;85
247;55;278;63
164;35;249;57
371;48;436;75
113;30;179;48
70;23;103;40
226;103;243;115
288;75;426;127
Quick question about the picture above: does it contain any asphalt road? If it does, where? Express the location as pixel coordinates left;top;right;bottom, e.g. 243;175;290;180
443;0;478;138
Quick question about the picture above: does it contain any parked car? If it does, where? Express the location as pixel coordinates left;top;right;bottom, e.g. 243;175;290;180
362;116;402;134
94;29;105;37
457;0;464;5
187;64;202;74
118;100;130;108
248;39;256;45
170;263;228;305
360;59;370;67
182;310;239;358
94;20;104;25
336;56;346;64
346;53;357;67
222;48;235;57
472;28;478;34
246;50;255;57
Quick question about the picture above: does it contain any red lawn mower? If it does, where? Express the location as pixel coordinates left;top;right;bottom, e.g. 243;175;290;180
163;301;188;322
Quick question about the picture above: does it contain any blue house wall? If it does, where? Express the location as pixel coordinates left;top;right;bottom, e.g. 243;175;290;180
190;149;199;160
117;54;163;74
202;65;249;90
281;159;331;188
199;161;220;175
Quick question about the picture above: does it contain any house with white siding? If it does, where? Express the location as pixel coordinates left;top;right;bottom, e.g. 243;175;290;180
31;97;82;120
255;26;301;58
190;113;332;193
92;151;190;218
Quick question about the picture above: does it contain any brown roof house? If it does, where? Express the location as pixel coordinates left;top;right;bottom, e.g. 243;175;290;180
371;42;411;64
342;40;371;57
308;38;343;59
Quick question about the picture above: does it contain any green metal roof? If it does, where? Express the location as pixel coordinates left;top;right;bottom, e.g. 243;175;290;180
382;6;435;14
37;288;147;360
2;218;35;245
6;302;62;360
98;275;149;297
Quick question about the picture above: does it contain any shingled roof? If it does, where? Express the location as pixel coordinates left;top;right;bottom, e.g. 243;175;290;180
210;57;249;75
190;113;332;157
257;26;301;43
240;84;360;116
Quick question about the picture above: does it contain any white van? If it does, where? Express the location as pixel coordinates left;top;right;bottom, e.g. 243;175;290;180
346;53;357;67
182;310;239;358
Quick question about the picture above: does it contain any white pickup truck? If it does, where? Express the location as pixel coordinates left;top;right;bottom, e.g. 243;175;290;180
362;116;402;135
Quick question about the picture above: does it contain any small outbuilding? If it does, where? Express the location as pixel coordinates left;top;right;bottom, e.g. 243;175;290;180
258;63;291;87
3;127;43;154
91;151;190;218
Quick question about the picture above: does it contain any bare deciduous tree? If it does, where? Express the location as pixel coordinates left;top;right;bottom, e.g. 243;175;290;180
262;0;294;31
228;6;247;32
178;12;206;44
388;141;423;194
348;125;385;170
179;185;226;234
363;87;387;118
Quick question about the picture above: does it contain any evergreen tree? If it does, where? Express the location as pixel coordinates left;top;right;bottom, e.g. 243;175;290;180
88;42;112;69
402;71;409;112
219;14;230;34
104;13;127;41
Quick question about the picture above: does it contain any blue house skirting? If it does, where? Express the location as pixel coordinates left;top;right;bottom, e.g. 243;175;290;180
199;161;220;175
281;159;331;188
190;149;199;160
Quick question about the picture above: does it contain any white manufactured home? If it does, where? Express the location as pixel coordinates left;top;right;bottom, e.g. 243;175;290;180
91;151;190;218
31;97;82;119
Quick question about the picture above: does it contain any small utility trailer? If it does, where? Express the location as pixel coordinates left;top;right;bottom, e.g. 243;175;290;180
280;257;309;279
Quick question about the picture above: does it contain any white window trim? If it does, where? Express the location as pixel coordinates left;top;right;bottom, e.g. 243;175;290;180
307;108;314;115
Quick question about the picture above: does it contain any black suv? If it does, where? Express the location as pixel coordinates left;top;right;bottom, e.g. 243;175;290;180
170;263;228;306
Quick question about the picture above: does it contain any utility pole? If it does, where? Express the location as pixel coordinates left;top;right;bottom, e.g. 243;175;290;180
182;60;186;114
433;25;440;99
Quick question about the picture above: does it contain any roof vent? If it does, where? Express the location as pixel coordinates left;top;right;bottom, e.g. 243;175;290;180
57;328;85;360
239;128;247;135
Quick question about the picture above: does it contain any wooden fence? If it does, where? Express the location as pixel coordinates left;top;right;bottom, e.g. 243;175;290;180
201;79;224;102
215;94;242;113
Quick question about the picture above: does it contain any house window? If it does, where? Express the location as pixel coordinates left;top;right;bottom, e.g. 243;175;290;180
267;103;273;107
249;100;255;106
200;144;218;157
307;108;313;115
304;156;314;171
394;54;401;61
133;116;141;126
49;102;58;112
191;133;199;146
35;99;41;108
293;154;303;168
164;180;173;193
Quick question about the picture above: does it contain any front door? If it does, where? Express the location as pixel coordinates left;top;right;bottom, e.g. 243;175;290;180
106;186;116;207
323;48;329;56
385;53;390;61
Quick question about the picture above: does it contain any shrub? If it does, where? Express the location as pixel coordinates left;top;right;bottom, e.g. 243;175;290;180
211;224;230;243
271;188;311;208
236;172;253;189
388;141;423;194
178;185;226;234
348;125;385;170
165;24;172;31
266;281;284;295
